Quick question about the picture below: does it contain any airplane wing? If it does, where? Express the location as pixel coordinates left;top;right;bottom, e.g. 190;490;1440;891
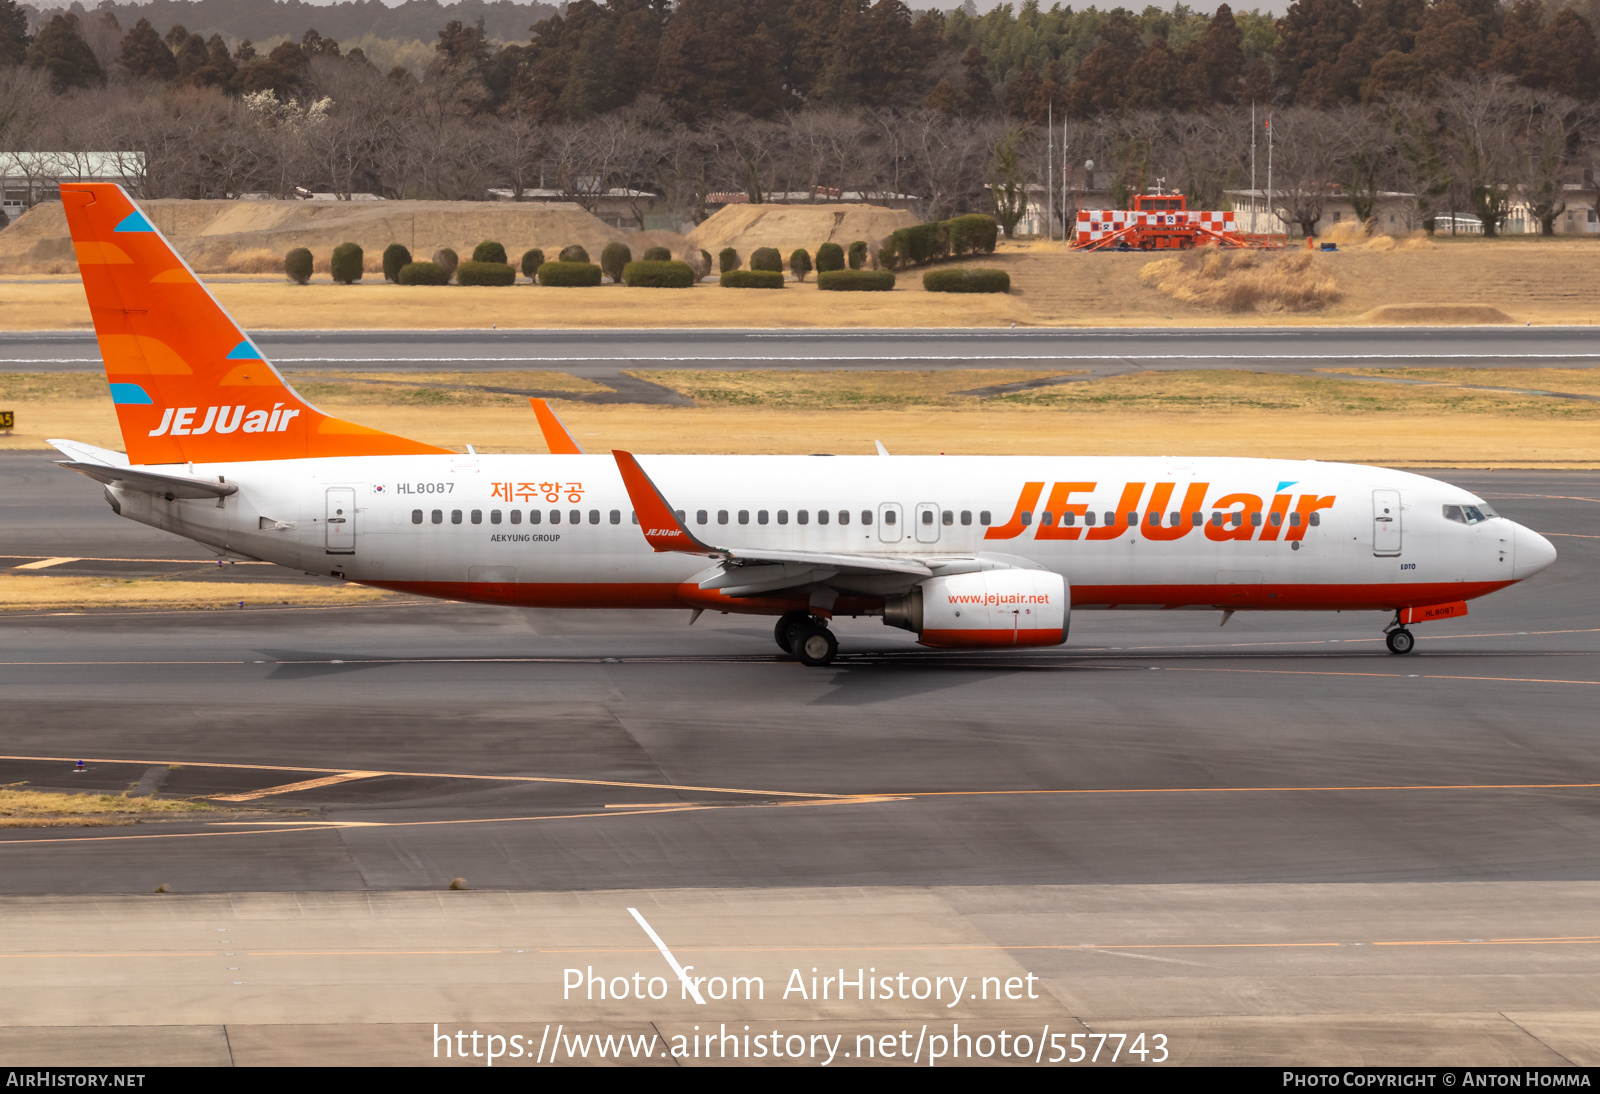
529;398;584;454
612;451;1029;601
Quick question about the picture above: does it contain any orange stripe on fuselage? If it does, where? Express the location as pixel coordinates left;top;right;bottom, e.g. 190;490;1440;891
361;579;1517;615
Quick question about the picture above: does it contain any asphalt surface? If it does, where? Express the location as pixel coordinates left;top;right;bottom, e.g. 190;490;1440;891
1;453;1596;896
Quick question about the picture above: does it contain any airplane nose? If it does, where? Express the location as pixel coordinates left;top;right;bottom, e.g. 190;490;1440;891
1512;522;1557;579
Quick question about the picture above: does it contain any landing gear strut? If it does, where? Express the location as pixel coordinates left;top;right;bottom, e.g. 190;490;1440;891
1385;627;1415;655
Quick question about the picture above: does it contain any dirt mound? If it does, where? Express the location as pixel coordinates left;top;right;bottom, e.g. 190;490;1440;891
1139;248;1342;313
687;203;919;259
0;199;690;275
1358;304;1515;324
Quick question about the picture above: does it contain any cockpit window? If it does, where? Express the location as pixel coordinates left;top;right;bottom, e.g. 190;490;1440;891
1443;503;1498;525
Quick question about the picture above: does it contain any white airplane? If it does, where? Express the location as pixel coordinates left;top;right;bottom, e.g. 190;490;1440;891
51;183;1556;666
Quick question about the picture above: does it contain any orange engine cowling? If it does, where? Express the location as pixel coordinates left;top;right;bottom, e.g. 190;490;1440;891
884;570;1068;649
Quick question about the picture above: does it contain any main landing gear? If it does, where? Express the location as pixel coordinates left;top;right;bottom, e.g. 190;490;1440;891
1384;618;1416;656
773;611;839;667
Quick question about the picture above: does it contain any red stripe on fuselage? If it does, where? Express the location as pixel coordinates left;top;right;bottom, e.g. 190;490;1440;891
361;579;1517;614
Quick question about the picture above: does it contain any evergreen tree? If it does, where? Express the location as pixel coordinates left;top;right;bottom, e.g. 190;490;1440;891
119;18;176;81
1276;0;1362;105
0;0;30;66
25;14;105;92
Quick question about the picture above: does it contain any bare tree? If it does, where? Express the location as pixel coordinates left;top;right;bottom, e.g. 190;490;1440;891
705;115;786;204
1517;92;1587;236
1438;74;1527;237
1265;105;1343;238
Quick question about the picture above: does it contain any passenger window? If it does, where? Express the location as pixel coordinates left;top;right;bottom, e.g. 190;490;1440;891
412;510;423;524
513;510;525;525
1084;511;1095;526
884;510;896;525
921;510;933;525
1309;513;1321;526
610;510;621;525
550;510;561;524
960;511;971;525
817;510;829;525
1040;511;1054;526
979;511;990;526
1270;512;1282;526
471;510;482;525
942;510;953;525
1104;511;1115;526
1020;511;1033;526
675;510;685;523
1211;512;1222;527
838;510;849;525
431;510;443;524
1191;512;1202;527
1125;512;1137;526
758;510;769;525
1290;512;1302;527
695;509;707;525
570;509;581;524
451;510;462;524
1146;512;1159;526
1169;512;1180;526
862;510;873;525
1230;512;1242;527
631;511;638;524
777;510;789;525
797;510;809;525
589;510;600;524
490;510;502;525
717;510;728;525
738;510;749;525
1250;512;1262;527
1063;511;1076;526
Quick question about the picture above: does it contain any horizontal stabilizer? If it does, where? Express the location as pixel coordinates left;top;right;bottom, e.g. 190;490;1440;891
58;460;237;499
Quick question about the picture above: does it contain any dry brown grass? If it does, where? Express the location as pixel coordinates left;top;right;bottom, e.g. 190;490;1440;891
11;368;1600;465
0;786;222;827
1139;248;1343;312
223;247;286;274
0;574;395;612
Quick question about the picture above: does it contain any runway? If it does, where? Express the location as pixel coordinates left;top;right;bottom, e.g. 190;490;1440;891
1;453;1597;1064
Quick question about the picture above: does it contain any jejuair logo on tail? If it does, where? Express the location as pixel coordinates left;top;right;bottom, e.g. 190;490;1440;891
146;403;302;437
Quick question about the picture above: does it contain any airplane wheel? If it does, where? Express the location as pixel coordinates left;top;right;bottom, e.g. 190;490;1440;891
790;621;839;667
1385;628;1415;655
774;611;810;653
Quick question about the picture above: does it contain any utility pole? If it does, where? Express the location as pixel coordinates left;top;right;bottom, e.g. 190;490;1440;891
1266;112;1273;237
1047;101;1053;241
1250;102;1257;234
1061;115;1068;242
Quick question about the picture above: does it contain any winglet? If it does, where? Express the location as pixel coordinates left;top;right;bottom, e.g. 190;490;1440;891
530;398;584;454
612;450;721;555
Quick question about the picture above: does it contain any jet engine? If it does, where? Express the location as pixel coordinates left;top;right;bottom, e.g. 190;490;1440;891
884;570;1068;648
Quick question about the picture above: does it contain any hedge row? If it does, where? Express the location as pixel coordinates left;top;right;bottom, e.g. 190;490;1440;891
922;268;1011;294
623;260;696;288
397;261;449;286
457;260;517;287
818;270;895;292
879;214;999;271
720;269;785;289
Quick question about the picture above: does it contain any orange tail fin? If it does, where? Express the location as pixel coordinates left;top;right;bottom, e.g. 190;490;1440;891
62;183;446;465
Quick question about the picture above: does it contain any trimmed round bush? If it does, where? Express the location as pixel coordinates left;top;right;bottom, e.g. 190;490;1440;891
456;260;516;286
381;243;412;282
472;241;507;264
922;268;1010;293
749;247;783;273
948;214;999;255
816;242;845;273
847;240;867;270
284;247;313;285
818;269;896;292
877;236;901;271
538;261;603;287
431;248;459;281
558;244;589;264
720;270;785;289
623;260;695;288
520;248;545;280
718;247;740;274
331;242;364;284
789;248;813;282
397;261;449;286
600;241;632;283
642;246;672;262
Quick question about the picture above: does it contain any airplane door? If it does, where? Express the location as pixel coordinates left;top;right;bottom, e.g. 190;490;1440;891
1373;489;1401;557
326;487;356;554
878;502;903;543
914;502;940;543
